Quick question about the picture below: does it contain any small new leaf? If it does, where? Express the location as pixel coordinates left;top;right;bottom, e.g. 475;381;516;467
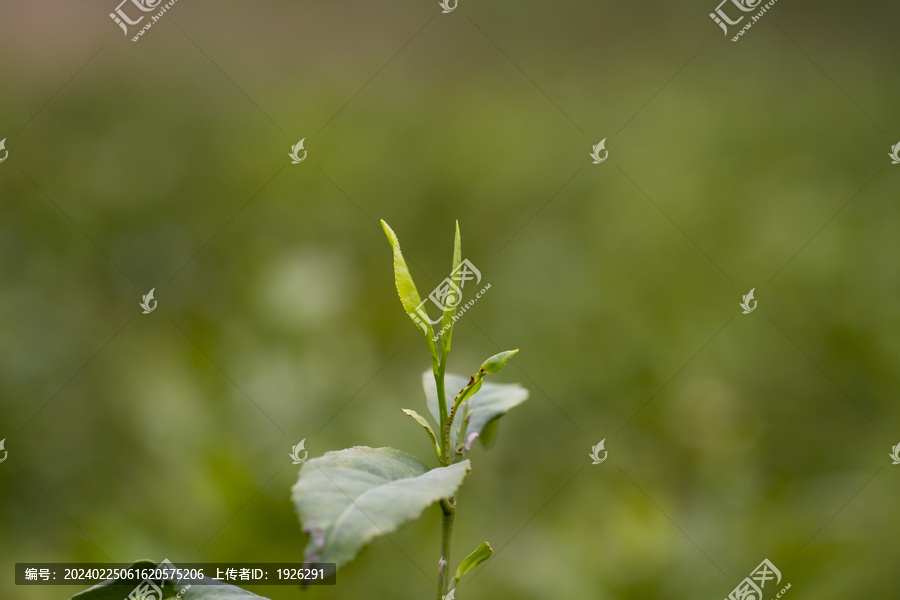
381;220;439;365
402;408;443;462
454;350;518;410
453;541;493;586
479;349;518;375
424;372;529;449
455;377;483;408
440;221;462;357
381;219;424;321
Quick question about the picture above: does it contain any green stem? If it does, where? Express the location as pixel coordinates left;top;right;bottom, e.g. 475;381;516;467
442;373;483;463
436;498;456;600
443;396;466;463
434;365;448;465
453;404;471;462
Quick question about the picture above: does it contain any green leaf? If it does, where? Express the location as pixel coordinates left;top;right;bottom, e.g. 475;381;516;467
70;560;271;600
423;372;528;448
453;541;493;586
451;350;519;412
381;220;424;320
440;221;462;356
381;220;439;365
455;377;483;408
181;585;270;599
292;446;470;570
401;408;442;462
479;349;518;375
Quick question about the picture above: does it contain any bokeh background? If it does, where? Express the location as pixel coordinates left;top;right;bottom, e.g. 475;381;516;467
2;0;899;598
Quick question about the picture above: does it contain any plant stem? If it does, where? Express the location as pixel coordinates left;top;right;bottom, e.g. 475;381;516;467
453;404;470;462
434;367;448;464
443;373;482;463
436;498;456;600
443;399;463;463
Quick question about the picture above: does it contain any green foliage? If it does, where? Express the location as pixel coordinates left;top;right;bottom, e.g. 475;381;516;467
291;447;470;569
66;223;524;600
452;542;493;588
176;588;268;600
380;219;439;367
478;350;519;375
13;12;898;599
291;222;526;597
440;222;463;359
424;372;528;452
402;408;444;462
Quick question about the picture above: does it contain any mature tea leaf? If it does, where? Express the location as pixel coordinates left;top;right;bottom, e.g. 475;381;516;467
423;372;528;448
182;586;270;599
293;446;470;570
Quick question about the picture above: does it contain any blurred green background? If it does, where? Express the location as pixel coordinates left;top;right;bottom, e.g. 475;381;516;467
2;0;899;598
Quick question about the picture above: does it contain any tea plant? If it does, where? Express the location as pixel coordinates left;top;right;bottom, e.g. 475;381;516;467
292;221;528;599
67;221;527;600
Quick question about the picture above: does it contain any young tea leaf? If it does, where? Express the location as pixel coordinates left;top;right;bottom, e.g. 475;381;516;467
453;541;493;586
479;349;518;375
381;220;424;315
455;377;483;408
402;408;443;462
423;372;528;448
381;220;439;364
292;446;470;570
440;221;462;357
